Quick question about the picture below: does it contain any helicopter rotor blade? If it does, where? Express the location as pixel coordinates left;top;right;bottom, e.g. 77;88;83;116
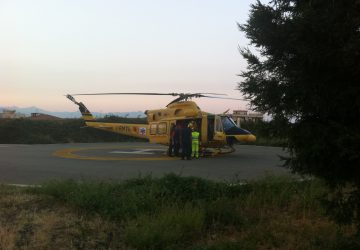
71;92;227;97
199;95;245;101
199;93;227;96
71;93;180;96
69;92;245;106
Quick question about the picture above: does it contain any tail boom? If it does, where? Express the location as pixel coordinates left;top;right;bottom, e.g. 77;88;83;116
66;94;148;139
85;121;149;139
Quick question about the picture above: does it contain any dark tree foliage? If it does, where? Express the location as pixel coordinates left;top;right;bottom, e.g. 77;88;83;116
239;0;360;229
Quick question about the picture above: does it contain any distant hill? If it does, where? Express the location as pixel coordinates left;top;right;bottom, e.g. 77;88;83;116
0;106;146;119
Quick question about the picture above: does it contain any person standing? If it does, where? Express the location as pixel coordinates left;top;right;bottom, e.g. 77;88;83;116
191;128;200;159
173;124;181;157
181;123;192;160
168;124;176;156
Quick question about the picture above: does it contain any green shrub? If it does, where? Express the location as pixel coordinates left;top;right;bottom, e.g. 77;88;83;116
37;179;159;220
124;205;204;250
0;118;146;144
191;241;252;250
244;175;324;209
204;198;245;230
28;175;355;249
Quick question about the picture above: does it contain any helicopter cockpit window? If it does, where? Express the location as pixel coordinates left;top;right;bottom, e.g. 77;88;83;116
157;122;167;135
221;116;237;132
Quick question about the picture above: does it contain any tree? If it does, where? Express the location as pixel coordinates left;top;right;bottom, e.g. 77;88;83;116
239;0;360;230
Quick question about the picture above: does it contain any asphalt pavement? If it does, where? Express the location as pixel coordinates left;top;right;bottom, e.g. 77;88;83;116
0;142;291;184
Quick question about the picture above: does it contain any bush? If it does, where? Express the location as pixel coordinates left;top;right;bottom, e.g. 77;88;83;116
29;174;355;249
0;118;146;144
124;205;204;249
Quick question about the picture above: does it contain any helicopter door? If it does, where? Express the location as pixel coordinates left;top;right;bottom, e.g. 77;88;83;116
148;122;168;144
213;115;226;141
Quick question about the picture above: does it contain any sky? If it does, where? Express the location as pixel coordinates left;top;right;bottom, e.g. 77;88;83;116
0;0;256;114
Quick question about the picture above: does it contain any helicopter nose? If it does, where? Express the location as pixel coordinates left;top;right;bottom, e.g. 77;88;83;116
247;134;256;142
234;134;256;142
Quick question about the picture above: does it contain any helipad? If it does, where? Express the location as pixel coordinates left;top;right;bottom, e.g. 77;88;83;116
0;142;292;184
53;145;175;161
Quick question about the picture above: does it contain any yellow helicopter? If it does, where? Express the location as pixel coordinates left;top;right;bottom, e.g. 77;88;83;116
66;93;256;155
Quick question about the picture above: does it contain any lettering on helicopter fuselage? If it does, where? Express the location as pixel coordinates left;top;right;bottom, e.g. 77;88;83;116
118;125;131;133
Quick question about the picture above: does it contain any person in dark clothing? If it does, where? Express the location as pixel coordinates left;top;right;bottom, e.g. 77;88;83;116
168;124;176;156
181;124;192;160
173;124;181;157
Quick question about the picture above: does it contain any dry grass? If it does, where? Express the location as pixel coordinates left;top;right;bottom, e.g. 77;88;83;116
0;185;125;250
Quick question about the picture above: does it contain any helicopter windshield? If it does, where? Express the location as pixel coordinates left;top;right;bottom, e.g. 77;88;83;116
220;116;251;135
221;116;237;131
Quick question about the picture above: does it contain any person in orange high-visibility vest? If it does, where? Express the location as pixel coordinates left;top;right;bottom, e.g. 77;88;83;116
191;127;200;159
